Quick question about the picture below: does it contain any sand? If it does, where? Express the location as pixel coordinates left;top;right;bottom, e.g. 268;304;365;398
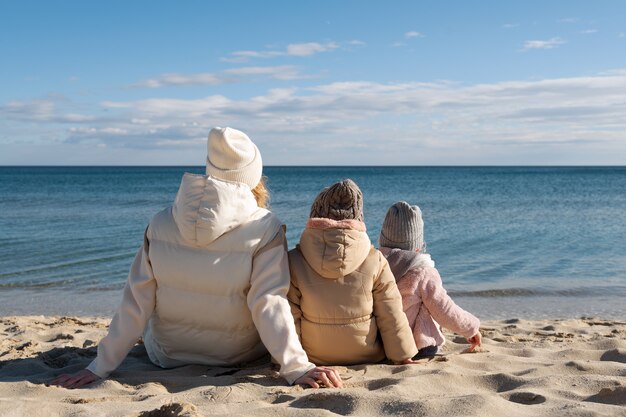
0;316;624;417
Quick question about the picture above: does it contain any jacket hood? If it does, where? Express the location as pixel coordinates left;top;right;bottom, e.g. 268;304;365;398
298;218;372;279
379;246;435;280
172;173;259;246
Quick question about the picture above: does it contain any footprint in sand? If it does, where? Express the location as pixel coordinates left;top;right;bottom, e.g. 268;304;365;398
289;391;357;414
137;402;199;417
200;386;232;402
565;361;589;372
63;394;154;404
600;349;626;363
271;393;296;404
365;377;401;391
381;400;427;416
586;386;626;406
46;334;74;343
480;373;526;393
506;391;547;405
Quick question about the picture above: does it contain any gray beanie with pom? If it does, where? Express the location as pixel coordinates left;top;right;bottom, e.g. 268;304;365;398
379;201;424;251
310;179;364;222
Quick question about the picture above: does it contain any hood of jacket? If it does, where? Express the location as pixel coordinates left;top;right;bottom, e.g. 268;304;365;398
172;173;259;246
298;218;372;279
379;246;435;280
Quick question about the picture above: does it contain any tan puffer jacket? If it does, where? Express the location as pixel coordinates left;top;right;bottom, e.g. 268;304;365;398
287;218;418;365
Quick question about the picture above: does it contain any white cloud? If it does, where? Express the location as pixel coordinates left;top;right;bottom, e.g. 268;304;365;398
0;96;97;124
222;42;339;62
580;29;598;34
558;17;579;23
348;40;366;46
286;42;338;56
4;71;626;164
132;73;227;88
523;37;566;50
225;50;284;62
405;31;423;38
619;32;625;38
62;113;96;122
502;23;520;29
224;66;303;80
131;66;305;88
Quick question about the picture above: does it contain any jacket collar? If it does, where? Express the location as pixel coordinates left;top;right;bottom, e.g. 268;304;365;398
379;246;435;280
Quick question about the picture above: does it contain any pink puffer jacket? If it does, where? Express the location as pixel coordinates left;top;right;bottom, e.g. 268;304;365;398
380;247;480;349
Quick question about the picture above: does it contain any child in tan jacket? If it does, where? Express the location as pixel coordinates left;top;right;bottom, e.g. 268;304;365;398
379;201;481;357
287;179;418;366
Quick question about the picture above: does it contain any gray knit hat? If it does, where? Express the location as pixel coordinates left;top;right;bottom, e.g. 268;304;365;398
379;201;424;251
310;179;364;222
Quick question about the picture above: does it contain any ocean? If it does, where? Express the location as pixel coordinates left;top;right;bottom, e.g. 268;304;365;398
1;166;625;319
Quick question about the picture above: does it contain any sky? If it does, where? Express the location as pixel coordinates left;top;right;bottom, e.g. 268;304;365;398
1;1;625;165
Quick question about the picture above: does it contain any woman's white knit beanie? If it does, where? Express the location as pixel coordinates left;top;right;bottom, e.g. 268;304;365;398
379;201;425;251
206;127;263;189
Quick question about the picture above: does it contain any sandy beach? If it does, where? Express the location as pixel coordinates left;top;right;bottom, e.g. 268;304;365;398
0;315;624;417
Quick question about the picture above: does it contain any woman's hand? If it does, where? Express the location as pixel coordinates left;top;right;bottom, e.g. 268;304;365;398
51;369;100;389
295;366;343;388
467;332;482;352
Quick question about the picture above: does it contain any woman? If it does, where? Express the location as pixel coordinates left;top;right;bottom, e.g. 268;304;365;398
52;127;342;389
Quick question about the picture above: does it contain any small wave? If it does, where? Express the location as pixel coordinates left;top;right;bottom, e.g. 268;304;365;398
0;280;79;289
449;286;626;298
0;252;134;279
0;280;125;291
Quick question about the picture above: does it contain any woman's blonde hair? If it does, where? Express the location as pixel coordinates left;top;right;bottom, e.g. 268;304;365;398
252;176;270;209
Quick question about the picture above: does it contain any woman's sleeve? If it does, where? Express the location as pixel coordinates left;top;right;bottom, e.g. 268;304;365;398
420;268;480;339
247;227;315;385
86;228;157;378
372;254;419;362
286;265;303;340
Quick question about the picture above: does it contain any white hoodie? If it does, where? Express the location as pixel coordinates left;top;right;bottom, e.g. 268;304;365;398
87;173;315;384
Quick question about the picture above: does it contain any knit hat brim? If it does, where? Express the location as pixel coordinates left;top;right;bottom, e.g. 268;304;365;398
205;127;263;189
378;201;424;252
206;148;262;189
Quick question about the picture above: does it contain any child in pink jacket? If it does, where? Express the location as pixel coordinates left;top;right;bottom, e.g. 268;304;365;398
379;201;482;357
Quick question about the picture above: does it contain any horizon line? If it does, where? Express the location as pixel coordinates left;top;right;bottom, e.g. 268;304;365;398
1;164;625;168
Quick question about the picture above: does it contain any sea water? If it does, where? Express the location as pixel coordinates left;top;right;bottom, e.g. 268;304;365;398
1;166;624;319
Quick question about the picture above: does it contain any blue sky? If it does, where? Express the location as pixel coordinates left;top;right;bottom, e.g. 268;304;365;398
1;1;625;165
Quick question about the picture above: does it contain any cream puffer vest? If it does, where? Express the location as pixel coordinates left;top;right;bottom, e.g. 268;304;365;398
143;173;282;367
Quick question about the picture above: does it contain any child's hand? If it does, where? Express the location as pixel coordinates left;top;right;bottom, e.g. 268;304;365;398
467;332;482;352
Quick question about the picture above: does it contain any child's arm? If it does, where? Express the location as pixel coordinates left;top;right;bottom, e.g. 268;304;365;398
420;268;480;341
52;228;157;388
372;255;419;362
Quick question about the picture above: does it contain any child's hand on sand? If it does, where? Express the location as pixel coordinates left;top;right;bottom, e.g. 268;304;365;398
50;369;100;389
467;332;482;352
295;366;343;388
